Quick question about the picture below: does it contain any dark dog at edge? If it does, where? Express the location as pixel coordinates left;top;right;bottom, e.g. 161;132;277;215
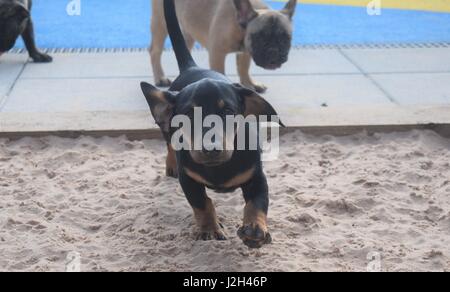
140;0;283;248
0;0;52;62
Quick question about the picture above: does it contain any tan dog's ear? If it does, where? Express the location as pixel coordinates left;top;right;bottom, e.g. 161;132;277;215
140;82;177;134
281;0;297;19
233;0;258;28
234;84;285;127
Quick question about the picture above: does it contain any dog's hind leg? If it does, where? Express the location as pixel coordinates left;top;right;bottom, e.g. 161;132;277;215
150;0;171;87
238;172;272;248
179;172;227;241
236;52;267;93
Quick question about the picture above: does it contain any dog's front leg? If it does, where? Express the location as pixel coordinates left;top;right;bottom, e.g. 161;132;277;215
209;47;227;75
236;52;267;93
179;171;227;241
21;19;52;63
238;172;272;248
165;144;178;178
150;7;171;87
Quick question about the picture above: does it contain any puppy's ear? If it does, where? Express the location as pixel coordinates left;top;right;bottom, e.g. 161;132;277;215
281;0;297;19
233;0;258;28
234;84;285;127
140;82;177;133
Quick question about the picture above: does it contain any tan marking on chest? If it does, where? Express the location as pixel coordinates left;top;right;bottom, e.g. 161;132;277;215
184;167;256;189
184;168;213;186
222;167;255;188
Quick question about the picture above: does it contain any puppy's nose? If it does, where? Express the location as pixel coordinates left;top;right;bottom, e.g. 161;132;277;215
202;140;222;154
202;148;221;157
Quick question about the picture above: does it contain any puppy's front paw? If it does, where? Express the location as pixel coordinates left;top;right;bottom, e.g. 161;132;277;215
239;202;271;248
238;223;272;248
193;199;226;241
197;228;227;241
31;52;53;63
156;78;172;88
165;148;178;178
166;165;178;178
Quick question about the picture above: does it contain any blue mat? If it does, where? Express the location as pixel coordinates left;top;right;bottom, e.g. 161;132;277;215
14;0;450;49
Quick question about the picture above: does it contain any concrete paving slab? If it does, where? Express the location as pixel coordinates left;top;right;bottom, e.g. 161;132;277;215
2;72;391;114
20;49;360;81
167;49;361;77
281;104;450;129
1;78;146;113
230;49;361;76
0;110;155;133
19;49;359;80
370;73;450;105
1;105;449;138
230;75;392;109
341;48;450;73
0;54;28;108
21;52;152;79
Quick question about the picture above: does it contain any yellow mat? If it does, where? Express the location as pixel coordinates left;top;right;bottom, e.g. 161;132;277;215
273;0;450;13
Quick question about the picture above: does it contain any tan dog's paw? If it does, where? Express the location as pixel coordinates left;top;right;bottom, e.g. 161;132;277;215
237;223;272;248
252;83;268;94
156;78;172;88
243;82;267;94
197;228;227;241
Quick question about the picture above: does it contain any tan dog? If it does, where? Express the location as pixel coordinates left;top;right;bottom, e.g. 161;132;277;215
150;0;297;93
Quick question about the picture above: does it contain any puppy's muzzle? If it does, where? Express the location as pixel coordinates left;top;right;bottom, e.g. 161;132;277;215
190;140;234;166
190;151;231;167
202;148;223;161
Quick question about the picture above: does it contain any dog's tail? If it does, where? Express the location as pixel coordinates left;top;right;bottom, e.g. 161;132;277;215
164;0;197;72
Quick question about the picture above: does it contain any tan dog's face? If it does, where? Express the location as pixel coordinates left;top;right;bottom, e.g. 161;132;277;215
233;0;297;70
245;11;292;70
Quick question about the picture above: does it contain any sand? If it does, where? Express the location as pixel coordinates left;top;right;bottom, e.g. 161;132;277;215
0;130;449;272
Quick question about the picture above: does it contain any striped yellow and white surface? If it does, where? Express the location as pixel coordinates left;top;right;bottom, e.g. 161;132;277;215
274;0;450;13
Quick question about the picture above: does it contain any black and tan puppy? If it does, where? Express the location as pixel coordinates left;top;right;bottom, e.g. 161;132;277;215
141;0;283;248
0;0;52;62
150;0;297;93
